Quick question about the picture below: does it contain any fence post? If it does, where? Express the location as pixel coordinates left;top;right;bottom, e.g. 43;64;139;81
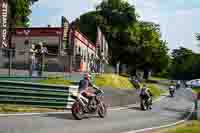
8;49;12;76
41;53;45;77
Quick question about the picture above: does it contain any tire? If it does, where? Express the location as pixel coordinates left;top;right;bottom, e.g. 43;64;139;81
71;101;84;120
98;102;107;118
170;91;174;97
145;100;149;110
140;102;146;111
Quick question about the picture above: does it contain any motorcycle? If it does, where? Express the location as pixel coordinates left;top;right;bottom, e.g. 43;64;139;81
176;84;181;90
169;89;175;97
71;88;107;120
140;97;152;111
169;86;175;97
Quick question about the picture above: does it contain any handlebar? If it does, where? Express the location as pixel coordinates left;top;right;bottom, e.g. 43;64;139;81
95;89;104;95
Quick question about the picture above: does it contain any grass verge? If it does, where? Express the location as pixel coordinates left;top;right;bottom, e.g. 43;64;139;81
146;83;166;98
153;121;200;133
38;77;72;86
95;74;134;90
38;74;134;90
192;88;200;93
0;104;62;113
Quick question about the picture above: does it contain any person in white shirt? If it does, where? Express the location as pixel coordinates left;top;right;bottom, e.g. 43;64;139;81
29;44;38;76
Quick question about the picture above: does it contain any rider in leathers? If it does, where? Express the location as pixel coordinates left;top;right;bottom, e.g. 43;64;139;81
78;73;99;108
140;85;153;109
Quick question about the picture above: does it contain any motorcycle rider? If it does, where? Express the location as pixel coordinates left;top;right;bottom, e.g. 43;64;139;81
169;84;176;97
176;80;181;89
133;78;141;90
140;85;153;109
78;73;100;109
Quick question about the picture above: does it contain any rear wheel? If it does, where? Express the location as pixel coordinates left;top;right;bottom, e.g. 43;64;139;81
170;91;174;97
140;100;146;110
71;101;84;120
98;102;107;118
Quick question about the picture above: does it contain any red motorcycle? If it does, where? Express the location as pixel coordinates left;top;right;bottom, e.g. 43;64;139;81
71;88;107;120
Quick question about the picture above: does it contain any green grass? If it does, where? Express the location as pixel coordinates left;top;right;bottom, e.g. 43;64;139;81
37;75;164;95
95;74;134;90
158;82;175;87
0;104;61;113
154;121;200;133
38;77;72;86
148;77;174;87
146;83;166;98
192;88;200;93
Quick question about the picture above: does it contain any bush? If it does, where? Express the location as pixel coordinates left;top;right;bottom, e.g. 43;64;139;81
146;84;166;98
153;70;169;79
95;74;134;89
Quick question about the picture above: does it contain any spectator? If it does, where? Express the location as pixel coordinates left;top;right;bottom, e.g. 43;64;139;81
37;42;48;76
29;44;38;76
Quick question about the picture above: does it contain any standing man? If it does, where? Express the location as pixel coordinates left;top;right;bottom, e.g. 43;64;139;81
38;42;48;76
36;42;42;77
29;44;37;77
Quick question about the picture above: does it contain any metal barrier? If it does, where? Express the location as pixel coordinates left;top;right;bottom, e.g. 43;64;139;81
0;48;75;77
0;81;78;109
0;48;100;77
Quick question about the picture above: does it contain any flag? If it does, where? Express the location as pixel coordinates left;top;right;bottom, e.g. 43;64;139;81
61;16;69;49
96;27;102;48
95;27;109;61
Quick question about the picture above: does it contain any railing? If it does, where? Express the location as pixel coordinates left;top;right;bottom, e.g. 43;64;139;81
0;80;78;109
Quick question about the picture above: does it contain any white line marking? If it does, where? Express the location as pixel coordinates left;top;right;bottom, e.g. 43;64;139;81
109;94;168;111
0;93;168;117
123;102;194;133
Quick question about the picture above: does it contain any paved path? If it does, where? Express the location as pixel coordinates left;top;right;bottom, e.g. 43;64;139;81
0;87;194;133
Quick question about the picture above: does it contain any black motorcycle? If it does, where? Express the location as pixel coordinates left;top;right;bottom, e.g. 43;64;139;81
169;89;175;97
169;86;175;97
71;88;107;120
140;97;152;111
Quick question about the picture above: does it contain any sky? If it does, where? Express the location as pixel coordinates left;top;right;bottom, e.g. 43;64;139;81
30;0;200;52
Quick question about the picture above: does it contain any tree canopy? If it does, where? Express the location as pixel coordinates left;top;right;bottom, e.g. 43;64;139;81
9;0;38;27
74;0;169;76
170;47;200;80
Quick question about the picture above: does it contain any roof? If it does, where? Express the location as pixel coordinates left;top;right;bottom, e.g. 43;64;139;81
14;27;63;37
13;27;96;50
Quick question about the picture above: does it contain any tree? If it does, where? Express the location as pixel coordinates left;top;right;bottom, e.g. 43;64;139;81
8;0;38;49
4;0;38;58
170;47;200;80
196;33;200;41
75;0;169;76
195;33;200;48
9;0;38;27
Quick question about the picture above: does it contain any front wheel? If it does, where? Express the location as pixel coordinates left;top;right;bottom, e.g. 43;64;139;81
140;99;147;110
170;91;174;97
71;101;84;120
98;102;107;118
